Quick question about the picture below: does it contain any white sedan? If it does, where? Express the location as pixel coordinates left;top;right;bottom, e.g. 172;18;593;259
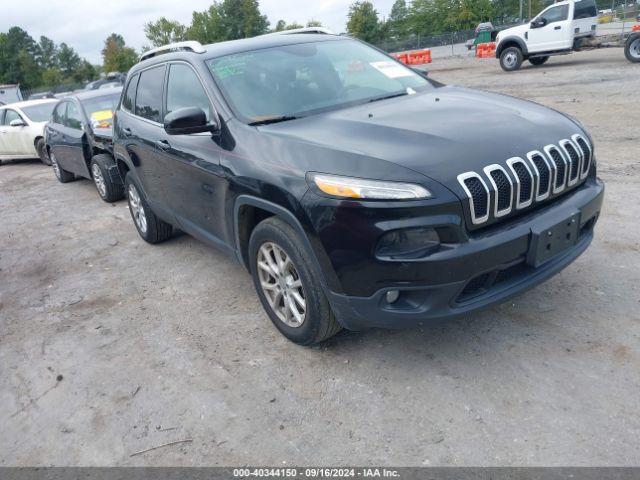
0;99;59;165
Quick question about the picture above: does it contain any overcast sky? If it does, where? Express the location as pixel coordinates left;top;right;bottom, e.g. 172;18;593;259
1;0;397;64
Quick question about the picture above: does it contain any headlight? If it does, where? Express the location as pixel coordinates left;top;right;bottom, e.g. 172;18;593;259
310;174;432;200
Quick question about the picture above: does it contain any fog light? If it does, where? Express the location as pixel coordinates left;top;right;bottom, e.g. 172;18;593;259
386;290;400;304
376;227;440;260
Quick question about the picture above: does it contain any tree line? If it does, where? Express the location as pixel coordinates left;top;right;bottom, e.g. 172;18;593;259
0;28;140;91
0;0;619;91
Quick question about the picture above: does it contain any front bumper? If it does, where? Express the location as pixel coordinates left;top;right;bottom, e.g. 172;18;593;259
322;177;604;330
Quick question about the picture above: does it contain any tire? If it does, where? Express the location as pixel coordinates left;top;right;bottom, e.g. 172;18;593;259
90;154;124;202
624;35;640;63
124;173;173;244
249;217;342;345
50;151;75;183
529;56;549;66
36;138;51;165
500;46;523;71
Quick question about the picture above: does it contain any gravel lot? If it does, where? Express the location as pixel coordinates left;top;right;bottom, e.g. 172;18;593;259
1;48;639;466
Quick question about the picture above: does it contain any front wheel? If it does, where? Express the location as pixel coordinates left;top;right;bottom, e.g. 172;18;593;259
90;154;124;202
36;138;51;165
529;56;549;66
625;35;640;63
249;217;342;345
500;46;523;71
50;151;75;183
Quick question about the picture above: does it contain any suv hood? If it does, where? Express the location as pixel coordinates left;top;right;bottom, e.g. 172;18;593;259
261;85;583;188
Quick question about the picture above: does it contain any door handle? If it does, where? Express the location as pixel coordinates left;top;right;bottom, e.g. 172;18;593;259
122;127;132;137
554;25;561;30
155;140;171;151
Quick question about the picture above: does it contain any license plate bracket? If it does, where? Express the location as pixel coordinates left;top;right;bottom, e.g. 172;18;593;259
526;212;580;267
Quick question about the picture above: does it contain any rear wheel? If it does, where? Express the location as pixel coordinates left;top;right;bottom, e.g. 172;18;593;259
36;138;51;165
529;56;549;66
249;217;342;345
500;46;523;71
90;154;124;202
125;173;173;244
50;151;75;183
625;35;640;63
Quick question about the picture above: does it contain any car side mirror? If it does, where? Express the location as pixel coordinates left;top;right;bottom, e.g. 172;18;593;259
164;107;218;135
9;119;26;127
531;18;546;28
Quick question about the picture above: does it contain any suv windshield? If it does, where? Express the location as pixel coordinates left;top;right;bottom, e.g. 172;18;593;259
81;92;121;129
207;39;432;124
21;102;57;122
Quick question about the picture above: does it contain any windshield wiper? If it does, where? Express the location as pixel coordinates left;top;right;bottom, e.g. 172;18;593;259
248;115;301;126
367;91;409;104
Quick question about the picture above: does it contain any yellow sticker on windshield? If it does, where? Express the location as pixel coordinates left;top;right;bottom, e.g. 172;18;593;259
369;61;412;79
90;109;113;128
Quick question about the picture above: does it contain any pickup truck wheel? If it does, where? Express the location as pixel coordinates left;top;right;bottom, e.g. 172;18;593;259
249;217;342;345
625;35;640;63
90;154;124;202
36;138;51;165
125;173;173;244
50;152;75;183
529;56;549;66
500;47;523;71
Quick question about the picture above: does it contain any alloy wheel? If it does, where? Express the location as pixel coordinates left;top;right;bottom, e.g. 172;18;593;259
128;184;148;234
51;153;61;179
256;242;306;328
92;163;107;198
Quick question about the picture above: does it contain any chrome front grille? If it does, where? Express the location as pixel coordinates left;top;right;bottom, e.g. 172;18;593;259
483;164;512;217
457;135;592;226
572;134;592;179
527;151;551;201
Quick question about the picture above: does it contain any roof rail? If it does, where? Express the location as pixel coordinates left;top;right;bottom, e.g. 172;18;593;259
265;27;335;36
139;41;206;62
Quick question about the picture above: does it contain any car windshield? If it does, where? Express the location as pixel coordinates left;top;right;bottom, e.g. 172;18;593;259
21;102;57;122
207;39;432;124
81;93;121;129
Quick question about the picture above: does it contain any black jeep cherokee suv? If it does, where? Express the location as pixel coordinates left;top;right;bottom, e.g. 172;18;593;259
113;34;604;345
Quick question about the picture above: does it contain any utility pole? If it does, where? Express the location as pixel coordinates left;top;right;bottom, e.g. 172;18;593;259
520;0;524;21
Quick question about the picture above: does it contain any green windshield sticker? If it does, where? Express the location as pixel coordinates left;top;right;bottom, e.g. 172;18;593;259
211;58;249;79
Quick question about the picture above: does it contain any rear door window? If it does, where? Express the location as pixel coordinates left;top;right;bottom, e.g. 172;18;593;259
574;0;597;19
122;74;139;113
166;64;212;122
65;102;83;130
135;65;166;123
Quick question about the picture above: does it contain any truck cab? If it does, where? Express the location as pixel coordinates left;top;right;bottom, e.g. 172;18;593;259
496;0;598;71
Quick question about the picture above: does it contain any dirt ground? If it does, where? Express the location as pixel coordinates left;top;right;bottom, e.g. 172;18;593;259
1;48;639;466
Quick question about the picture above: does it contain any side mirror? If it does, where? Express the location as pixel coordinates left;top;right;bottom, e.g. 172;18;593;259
531;18;547;28
164;107;218;135
9;118;26;127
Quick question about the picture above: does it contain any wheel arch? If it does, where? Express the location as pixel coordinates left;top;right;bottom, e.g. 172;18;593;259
496;37;528;57
233;194;342;294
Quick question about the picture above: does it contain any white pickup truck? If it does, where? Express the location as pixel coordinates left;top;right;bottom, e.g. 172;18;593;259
495;0;640;71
